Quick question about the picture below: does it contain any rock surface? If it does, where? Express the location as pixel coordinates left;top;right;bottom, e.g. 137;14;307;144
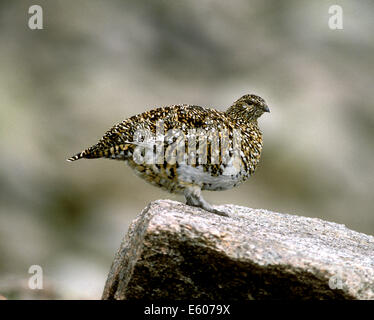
102;200;374;300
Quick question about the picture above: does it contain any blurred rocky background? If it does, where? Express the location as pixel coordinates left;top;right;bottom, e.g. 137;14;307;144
0;0;373;299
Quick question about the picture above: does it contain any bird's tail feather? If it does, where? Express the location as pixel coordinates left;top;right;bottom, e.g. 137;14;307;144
66;148;104;162
67;142;131;162
66;151;86;162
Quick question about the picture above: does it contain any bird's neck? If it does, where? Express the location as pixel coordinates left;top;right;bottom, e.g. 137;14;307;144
225;104;258;125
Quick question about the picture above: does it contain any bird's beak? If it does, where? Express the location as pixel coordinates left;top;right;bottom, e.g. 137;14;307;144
263;105;270;113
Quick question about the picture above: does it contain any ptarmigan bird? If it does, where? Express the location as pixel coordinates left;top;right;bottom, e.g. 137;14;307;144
68;94;270;216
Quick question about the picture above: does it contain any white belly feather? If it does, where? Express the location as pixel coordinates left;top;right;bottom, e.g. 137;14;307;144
176;155;246;191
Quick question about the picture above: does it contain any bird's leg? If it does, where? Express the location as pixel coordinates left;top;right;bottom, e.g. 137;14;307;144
184;185;229;217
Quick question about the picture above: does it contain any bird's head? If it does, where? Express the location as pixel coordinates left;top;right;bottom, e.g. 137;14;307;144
226;94;270;122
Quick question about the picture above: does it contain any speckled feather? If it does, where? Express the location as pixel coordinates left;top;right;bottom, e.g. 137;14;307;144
68;94;269;195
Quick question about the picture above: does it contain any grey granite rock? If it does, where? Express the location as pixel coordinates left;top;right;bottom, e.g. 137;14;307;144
102;200;374;300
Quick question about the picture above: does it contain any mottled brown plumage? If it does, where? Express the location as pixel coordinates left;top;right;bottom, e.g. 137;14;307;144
68;94;270;216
